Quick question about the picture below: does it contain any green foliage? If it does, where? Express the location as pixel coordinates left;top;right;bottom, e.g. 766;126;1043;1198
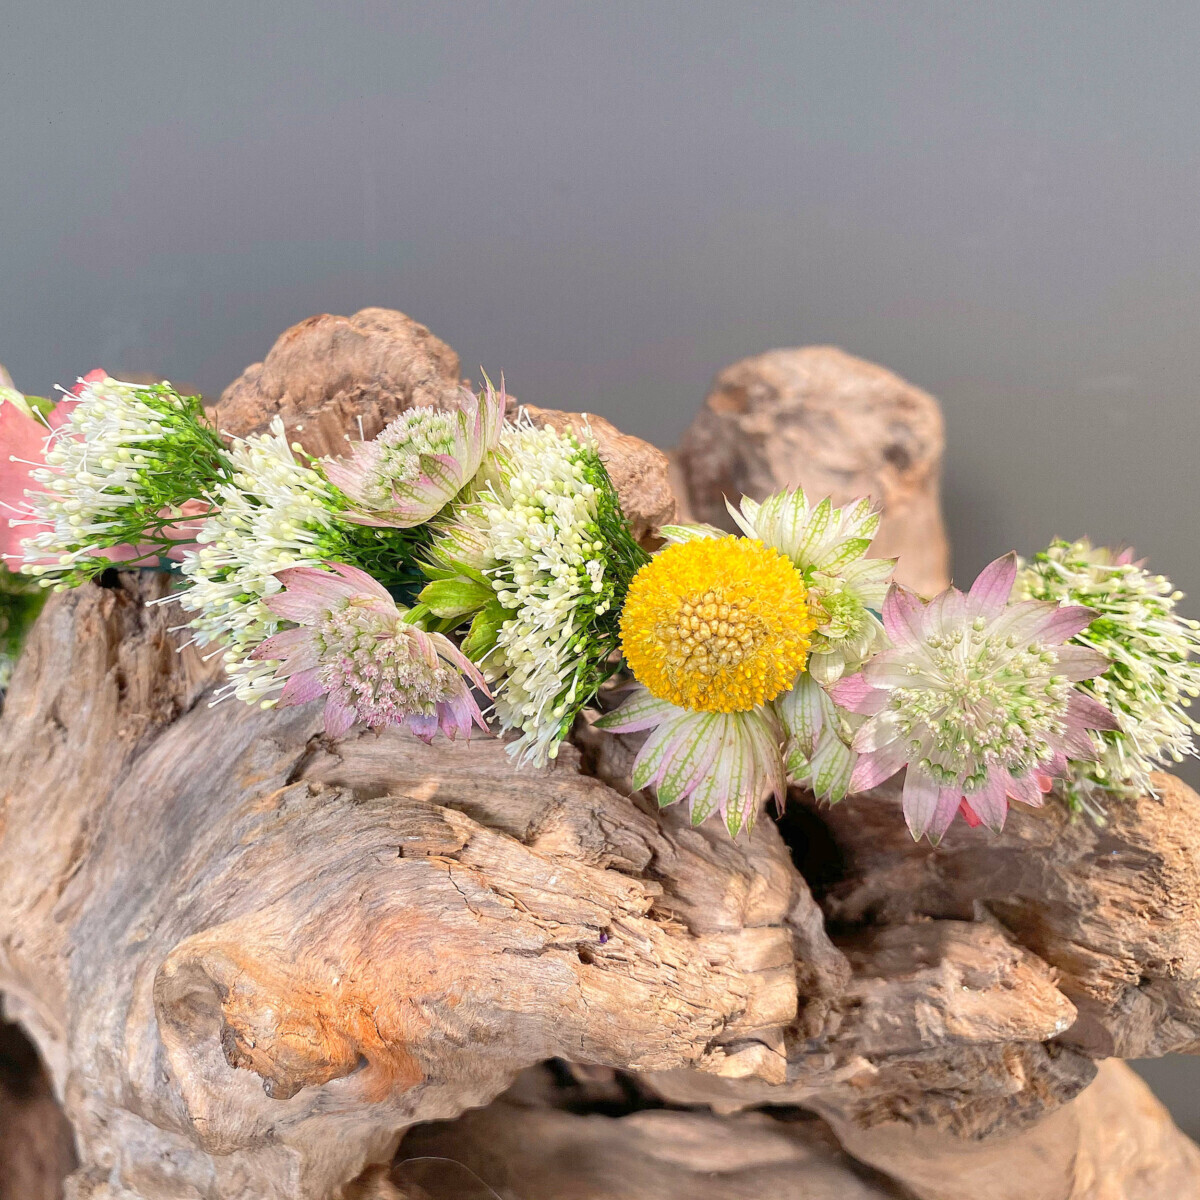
0;564;46;689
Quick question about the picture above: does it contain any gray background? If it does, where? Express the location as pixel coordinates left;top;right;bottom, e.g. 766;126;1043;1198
2;0;1197;1132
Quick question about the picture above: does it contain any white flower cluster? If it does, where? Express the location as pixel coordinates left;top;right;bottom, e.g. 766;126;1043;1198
441;421;613;765
176;419;341;705
1017;539;1200;805
19;376;202;587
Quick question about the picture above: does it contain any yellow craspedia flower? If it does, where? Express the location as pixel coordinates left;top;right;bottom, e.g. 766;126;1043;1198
620;537;817;713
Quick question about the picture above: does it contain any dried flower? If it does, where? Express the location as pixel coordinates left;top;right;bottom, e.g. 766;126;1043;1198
619;535;815;712
324;383;505;527
251;562;488;741
597;532;816;834
595;685;785;835
1016;538;1200;811
425;415;647;766
831;553;1117;842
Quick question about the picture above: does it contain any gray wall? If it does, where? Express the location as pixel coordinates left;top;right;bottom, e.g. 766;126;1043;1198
3;0;1198;1132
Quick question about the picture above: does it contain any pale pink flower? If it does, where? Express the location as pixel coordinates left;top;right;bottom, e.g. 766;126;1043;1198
595;685;786;837
1;389;78;569
251;561;490;741
324;382;505;528
830;553;1118;842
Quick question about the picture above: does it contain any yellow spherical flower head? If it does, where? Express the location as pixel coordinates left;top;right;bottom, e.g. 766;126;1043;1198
620;537;817;712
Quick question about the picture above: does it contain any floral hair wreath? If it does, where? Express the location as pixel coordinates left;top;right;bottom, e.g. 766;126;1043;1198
3;374;1199;843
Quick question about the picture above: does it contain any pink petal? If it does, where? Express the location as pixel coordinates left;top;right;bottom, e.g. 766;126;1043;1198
251;626;319;671
1032;604;1098;646
1005;771;1044;807
902;766;943;839
1062;719;1099;760
429;631;489;691
968;552;1019;618
406;712;440;743
864;649;935;688
957;798;983;828
70;369;107;396
279;668;327;707
882;584;926;647
1068;690;1120;733
829;672;888;716
323;696;358;738
325;561;396;604
966;770;1009;832
921;586;967;639
0;403;50;566
1054;645;1110;682
927;786;968;842
849;739;909;791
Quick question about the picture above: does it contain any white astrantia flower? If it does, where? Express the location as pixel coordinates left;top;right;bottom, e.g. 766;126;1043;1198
175;418;347;706
250;562;489;742
323;382;505;527
594;685;786;835
727;489;894;684
774;672;860;804
1016;539;1200;811
831;554;1118;842
425;415;646;766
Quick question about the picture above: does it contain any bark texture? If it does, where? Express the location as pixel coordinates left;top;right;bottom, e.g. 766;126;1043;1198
216;308;463;458
1;320;1198;1199
678;346;950;595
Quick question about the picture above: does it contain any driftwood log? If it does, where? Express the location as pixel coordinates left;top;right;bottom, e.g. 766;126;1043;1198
0;311;1198;1199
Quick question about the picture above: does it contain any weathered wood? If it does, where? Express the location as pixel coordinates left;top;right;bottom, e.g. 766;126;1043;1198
216;308;464;457
803;773;1200;1059
2;320;1199;1198
0;1016;76;1200
677;345;951;595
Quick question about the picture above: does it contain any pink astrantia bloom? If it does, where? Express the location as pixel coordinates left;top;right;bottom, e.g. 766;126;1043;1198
251;561;490;742
323;382;506;528
595;685;786;836
830;553;1118;842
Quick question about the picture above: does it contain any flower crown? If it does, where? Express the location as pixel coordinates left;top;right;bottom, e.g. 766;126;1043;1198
3;374;1198;843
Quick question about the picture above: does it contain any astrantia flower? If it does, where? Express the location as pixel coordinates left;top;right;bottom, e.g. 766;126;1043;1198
831;553;1118;842
176;418;347;706
426;416;647;766
324;383;505;527
620;536;815;712
15;373;228;588
728;489;894;684
594;686;785;835
250;562;488;741
774;672;859;804
1016;538;1200;810
597;534;816;834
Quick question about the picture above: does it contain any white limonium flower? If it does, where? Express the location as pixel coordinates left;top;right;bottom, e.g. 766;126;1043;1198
425;414;646;766
17;373;229;589
175;418;346;706
1016;539;1200;811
